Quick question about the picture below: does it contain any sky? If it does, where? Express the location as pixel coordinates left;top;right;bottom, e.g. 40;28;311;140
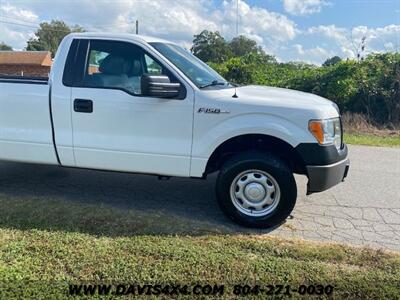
0;0;399;64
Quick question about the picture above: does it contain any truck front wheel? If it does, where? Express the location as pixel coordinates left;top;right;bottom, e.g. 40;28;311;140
216;152;297;228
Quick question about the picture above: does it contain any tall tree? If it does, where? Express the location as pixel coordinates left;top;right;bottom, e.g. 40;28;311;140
191;30;232;63
26;20;84;57
322;56;342;67
229;35;264;57
0;42;13;51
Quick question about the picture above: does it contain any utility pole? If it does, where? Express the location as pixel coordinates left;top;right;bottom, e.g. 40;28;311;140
135;20;139;34
236;0;239;36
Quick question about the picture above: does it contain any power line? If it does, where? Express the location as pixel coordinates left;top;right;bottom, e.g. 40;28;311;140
1;16;42;26
0;20;68;32
0;15;134;30
0;19;82;33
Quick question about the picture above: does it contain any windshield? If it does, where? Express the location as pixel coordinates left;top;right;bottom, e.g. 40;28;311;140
149;42;229;88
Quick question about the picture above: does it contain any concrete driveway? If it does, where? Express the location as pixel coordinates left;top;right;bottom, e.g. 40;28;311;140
0;145;399;251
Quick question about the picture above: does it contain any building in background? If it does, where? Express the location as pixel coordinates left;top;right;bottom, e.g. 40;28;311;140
0;51;52;77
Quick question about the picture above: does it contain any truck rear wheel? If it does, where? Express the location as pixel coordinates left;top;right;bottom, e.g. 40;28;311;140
216;152;297;228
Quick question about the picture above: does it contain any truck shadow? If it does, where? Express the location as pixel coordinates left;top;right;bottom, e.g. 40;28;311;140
0;161;283;237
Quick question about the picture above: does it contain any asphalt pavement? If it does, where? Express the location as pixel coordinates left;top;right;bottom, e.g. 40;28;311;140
0;145;399;251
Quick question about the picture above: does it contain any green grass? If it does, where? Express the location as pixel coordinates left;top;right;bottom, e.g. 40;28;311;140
344;133;400;147
0;195;399;299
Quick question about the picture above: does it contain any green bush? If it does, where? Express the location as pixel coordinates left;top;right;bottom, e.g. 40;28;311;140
209;52;400;126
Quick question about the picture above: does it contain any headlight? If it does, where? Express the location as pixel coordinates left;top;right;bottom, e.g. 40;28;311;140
309;117;341;150
332;102;340;114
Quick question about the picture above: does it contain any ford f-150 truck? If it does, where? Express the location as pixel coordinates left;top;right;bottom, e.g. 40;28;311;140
0;33;349;228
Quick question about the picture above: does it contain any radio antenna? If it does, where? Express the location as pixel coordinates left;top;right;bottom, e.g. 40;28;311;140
232;0;239;98
232;82;238;98
232;88;238;98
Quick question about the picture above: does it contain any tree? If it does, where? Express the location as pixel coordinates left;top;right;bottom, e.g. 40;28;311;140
191;30;232;63
322;56;342;67
26;20;84;57
0;42;13;51
229;35;264;57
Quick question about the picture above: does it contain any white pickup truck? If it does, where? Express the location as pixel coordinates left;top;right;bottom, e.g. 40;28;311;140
0;33;349;228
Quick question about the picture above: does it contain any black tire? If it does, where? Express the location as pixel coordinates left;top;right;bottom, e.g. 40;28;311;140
216;151;297;228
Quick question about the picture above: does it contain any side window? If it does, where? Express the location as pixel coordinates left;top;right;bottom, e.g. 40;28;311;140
144;53;180;85
82;40;149;95
144;54;162;75
88;50;109;75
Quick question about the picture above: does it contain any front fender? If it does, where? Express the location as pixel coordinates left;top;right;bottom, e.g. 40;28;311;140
190;113;314;177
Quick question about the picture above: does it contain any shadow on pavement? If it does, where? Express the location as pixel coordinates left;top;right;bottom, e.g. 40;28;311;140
0;161;281;237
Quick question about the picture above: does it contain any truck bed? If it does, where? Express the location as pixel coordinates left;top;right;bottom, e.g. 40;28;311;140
0;78;58;165
0;75;48;85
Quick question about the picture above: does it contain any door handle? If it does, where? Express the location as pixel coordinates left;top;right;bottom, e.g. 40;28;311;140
74;99;93;113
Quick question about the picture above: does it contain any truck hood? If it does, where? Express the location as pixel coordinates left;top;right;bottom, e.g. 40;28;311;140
210;85;339;119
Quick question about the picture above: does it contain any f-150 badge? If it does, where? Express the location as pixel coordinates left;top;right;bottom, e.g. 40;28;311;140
198;108;230;114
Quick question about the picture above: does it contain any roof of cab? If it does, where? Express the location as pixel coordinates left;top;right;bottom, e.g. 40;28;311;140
67;32;174;45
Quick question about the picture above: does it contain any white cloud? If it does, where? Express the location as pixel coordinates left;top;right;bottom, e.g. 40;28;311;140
1;0;398;64
384;42;395;51
220;0;297;41
0;3;38;49
109;0;220;45
308;25;345;40
0;0;297;52
351;25;400;53
292;44;333;64
0;25;33;50
307;24;400;59
282;0;330;16
1;3;38;22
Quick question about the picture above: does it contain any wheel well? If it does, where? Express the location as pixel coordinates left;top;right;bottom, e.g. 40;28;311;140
204;134;306;176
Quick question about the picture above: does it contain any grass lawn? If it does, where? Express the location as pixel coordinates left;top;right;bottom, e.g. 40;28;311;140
344;133;400;147
0;195;399;299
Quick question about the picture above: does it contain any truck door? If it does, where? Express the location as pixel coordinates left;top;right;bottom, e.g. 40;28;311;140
69;39;194;176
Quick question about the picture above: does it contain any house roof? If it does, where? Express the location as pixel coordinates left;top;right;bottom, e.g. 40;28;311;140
0;51;52;66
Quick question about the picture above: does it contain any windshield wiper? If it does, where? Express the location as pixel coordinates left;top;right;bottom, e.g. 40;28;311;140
199;80;227;89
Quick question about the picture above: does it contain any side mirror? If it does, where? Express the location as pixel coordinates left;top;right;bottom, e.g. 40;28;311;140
141;74;181;98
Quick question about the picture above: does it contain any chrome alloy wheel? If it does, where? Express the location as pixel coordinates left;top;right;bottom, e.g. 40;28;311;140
229;169;281;217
